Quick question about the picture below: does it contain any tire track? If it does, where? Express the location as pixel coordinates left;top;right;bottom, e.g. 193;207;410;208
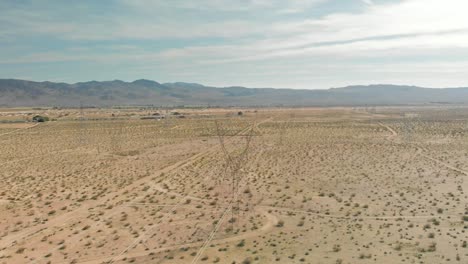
0;123;39;138
71;207;277;264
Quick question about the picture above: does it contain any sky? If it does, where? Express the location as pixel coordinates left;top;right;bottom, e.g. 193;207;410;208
0;0;467;89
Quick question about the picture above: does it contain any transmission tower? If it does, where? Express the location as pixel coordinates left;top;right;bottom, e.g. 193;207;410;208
79;101;87;147
214;117;255;232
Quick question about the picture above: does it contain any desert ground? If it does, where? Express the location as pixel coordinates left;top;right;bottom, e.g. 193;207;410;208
0;106;467;264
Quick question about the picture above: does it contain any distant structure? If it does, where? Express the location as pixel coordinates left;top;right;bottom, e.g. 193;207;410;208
78;101;88;146
141;116;164;120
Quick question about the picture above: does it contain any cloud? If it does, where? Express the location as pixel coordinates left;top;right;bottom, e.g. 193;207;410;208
120;0;327;12
3;0;467;60
1;0;468;88
0;0;330;41
198;0;468;62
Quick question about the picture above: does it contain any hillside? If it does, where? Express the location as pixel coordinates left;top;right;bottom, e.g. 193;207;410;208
1;79;468;107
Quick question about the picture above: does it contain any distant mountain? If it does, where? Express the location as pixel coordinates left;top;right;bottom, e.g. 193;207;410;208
1;79;468;107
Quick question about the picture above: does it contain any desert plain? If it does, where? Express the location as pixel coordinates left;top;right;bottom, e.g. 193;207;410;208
0;106;467;264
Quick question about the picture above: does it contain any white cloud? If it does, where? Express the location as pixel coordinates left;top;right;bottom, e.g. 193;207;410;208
1;0;468;88
120;0;327;12
195;0;468;62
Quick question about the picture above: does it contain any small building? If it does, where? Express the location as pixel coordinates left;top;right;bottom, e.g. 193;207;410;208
141;116;165;120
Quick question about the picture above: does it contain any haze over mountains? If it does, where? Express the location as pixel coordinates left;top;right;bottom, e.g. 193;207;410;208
1;79;468;107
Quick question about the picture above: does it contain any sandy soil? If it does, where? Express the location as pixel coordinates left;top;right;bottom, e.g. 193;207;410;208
0;106;467;264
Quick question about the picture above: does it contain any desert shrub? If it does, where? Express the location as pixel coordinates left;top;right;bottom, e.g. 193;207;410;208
276;220;284;227
32;115;49;122
241;257;252;264
333;244;341;252
237;240;245;247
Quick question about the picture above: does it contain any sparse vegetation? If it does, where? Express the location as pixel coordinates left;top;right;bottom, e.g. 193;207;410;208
0;107;466;263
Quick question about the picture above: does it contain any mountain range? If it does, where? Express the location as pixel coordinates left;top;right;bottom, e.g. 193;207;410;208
1;79;468;107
